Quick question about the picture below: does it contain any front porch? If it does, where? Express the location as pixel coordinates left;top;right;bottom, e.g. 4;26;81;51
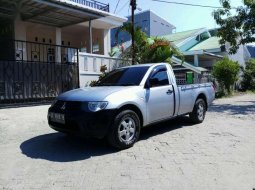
0;0;126;105
183;50;223;71
0;0;126;58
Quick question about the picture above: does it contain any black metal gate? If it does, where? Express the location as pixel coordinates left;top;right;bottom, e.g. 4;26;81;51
0;40;79;105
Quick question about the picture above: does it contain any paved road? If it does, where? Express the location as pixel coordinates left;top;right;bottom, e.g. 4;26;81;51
0;94;255;190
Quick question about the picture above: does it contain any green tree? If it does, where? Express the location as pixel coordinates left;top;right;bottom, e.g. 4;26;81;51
241;59;255;91
212;57;240;94
115;23;183;64
90;23;183;87
213;0;255;54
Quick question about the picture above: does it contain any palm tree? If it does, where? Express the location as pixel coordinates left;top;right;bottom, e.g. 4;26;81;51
115;23;183;64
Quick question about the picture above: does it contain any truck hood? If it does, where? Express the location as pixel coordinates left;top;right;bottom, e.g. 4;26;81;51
57;86;134;101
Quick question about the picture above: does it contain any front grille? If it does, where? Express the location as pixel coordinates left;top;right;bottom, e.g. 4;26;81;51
55;100;81;110
54;100;65;108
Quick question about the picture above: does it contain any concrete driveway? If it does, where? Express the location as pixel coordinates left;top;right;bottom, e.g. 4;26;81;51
0;94;255;190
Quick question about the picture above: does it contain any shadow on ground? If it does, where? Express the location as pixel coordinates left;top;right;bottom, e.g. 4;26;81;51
209;102;255;116
20;116;193;162
20;133;116;162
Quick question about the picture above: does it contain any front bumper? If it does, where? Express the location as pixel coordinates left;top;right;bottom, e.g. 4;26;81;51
48;102;117;138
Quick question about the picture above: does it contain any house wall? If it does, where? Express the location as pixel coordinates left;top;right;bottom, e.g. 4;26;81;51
12;16;123;87
79;52;131;87
198;60;217;70
13;17;110;63
110;10;175;47
14;18;28;60
14;16;27;42
149;11;174;37
26;24;105;55
134;11;151;36
26;24;58;62
61;26;105;55
212;44;250;68
184;54;218;70
226;43;250;68
110;11;151;46
26;24;56;44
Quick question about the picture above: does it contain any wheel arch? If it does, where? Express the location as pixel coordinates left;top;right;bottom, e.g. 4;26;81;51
196;93;208;110
117;104;144;127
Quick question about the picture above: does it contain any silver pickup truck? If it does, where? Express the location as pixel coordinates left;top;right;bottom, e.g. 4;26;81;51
48;63;215;149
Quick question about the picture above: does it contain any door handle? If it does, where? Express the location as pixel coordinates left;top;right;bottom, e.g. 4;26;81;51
166;89;173;95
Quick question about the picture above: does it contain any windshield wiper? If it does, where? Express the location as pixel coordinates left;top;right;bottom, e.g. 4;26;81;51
93;83;117;86
118;83;137;86
93;83;137;86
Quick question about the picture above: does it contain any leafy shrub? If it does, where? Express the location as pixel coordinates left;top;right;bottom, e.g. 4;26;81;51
90;73;106;87
241;59;255;91
212;57;240;95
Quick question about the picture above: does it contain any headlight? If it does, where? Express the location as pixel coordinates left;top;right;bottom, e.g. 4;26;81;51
88;101;108;112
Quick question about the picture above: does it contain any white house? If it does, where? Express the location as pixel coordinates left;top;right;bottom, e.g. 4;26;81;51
0;0;127;104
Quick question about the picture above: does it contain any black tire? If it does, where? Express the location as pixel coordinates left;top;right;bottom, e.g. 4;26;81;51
107;110;141;149
189;98;206;124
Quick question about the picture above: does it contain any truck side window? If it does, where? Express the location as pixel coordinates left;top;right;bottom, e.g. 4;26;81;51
149;68;169;87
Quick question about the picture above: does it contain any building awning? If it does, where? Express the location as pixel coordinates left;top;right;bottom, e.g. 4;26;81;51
0;0;126;27
183;50;223;63
171;56;208;74
183;50;223;58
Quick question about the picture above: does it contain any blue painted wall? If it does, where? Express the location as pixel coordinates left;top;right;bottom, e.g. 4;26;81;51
111;10;175;47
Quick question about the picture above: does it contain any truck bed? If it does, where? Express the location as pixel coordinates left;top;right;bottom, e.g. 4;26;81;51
176;83;215;115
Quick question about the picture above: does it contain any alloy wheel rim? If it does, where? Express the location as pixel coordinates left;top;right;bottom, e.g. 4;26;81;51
197;102;205;120
118;117;136;143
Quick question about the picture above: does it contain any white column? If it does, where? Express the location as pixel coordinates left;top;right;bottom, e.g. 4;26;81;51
56;27;61;63
14;17;26;41
194;54;199;67
89;20;93;53
103;29;111;56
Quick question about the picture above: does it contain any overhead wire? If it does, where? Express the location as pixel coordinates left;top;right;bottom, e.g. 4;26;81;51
151;0;237;9
116;0;130;13
114;0;121;13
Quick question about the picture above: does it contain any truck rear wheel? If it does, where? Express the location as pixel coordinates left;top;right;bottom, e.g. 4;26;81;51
107;110;141;149
189;99;206;124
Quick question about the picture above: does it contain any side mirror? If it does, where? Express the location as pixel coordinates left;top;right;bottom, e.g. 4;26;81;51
149;78;159;87
144;78;159;89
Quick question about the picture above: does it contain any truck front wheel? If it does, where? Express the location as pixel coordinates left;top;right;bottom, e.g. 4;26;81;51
107;110;141;149
189;99;206;124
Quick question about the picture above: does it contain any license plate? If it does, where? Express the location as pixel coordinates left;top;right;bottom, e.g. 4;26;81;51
49;112;65;124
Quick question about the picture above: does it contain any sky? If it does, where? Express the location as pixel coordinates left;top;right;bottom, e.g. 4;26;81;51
100;0;243;32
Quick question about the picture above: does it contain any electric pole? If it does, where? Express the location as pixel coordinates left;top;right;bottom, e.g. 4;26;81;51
130;0;136;65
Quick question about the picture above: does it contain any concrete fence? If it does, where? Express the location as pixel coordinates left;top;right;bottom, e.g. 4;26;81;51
78;53;211;87
79;53;131;87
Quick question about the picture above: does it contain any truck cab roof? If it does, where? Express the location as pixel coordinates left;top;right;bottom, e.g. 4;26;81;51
121;63;170;69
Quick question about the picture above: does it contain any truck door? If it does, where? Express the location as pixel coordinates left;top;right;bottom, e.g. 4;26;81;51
145;65;175;123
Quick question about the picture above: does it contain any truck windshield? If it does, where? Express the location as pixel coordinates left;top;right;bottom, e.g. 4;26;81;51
94;66;149;86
